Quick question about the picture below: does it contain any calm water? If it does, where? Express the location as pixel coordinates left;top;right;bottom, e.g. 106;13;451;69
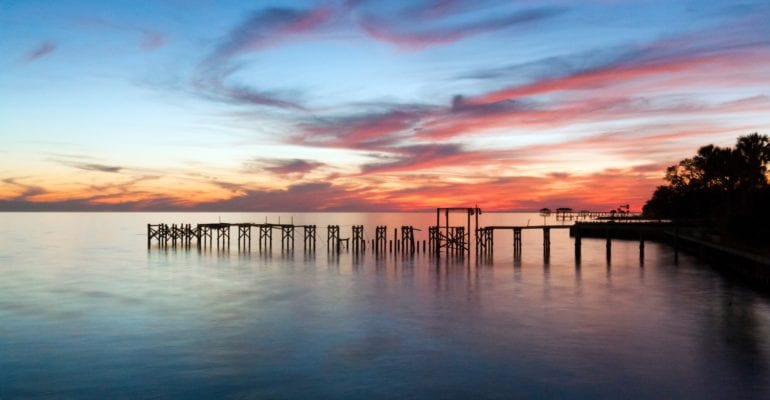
1;212;769;399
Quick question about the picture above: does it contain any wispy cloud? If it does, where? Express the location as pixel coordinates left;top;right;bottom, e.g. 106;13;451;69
24;41;57;63
192;181;386;211
261;159;325;176
207;6;333;61
75;17;167;51
191;63;308;110
70;163;123;173
352;3;562;49
359;8;559;49
140;31;166;50
296;106;434;148
468;13;770;105
50;157;124;174
359;143;510;174
1;178;47;199
192;6;333;111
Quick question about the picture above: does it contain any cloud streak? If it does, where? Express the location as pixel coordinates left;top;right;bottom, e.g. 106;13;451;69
468;14;770;105
69;163;123;173
75;17;167;51
25;41;57;62
192;6;334;111
356;6;562;49
207;6;333;61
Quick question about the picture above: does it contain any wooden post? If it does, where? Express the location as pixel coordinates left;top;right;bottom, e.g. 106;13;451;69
574;232;582;265
282;226;294;253
513;228;521;260
474;208;480;255
352;225;364;253
445;208;449;257
466;210;471;257
327;225;339;253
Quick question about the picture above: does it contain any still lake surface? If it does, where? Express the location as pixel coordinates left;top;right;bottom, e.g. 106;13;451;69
1;212;769;399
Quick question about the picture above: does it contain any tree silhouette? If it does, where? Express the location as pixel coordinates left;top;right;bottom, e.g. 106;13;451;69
643;133;770;236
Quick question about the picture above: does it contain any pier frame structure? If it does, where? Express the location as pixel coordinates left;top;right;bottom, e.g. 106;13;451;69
434;207;481;257
375;226;387;253
401;226;416;254
303;225;317;252
352;225;365;253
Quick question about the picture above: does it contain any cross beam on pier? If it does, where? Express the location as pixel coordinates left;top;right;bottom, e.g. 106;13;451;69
434;207;481;258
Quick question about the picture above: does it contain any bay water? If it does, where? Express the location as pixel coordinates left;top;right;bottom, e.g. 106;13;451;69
1;212;769;398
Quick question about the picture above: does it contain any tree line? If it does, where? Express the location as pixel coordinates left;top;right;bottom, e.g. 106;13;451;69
643;133;770;237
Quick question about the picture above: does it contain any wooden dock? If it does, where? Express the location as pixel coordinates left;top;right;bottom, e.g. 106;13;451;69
147;220;583;261
147;222;436;255
146;208;658;262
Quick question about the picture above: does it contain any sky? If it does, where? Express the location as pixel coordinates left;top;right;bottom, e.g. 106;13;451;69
1;0;769;212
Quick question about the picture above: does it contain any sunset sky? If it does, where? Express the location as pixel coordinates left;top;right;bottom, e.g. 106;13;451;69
1;0;769;211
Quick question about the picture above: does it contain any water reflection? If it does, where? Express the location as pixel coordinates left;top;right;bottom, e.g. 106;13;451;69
1;213;769;399
698;283;769;397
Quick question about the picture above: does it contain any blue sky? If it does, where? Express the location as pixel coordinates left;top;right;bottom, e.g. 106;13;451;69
1;0;769;211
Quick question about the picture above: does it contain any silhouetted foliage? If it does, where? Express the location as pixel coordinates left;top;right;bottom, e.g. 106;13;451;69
643;133;770;236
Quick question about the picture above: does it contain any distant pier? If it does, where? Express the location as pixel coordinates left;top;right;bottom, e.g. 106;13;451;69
146;208;662;262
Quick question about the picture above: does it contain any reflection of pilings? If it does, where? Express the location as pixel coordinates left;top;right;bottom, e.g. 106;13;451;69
186;224;195;247
216;225;230;250
238;224;251;251
401;226;415;254
352;225;364;253
170;224;179;247
281;225;294;252
198;224;213;249
327;225;340;253
259;225;272;252
304;225;316;251
453;227;465;255
476;228;493;256
513;228;522;260
574;232;582;265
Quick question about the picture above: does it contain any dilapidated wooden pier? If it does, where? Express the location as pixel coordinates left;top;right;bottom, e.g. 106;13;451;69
147;207;662;263
147;222;434;255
